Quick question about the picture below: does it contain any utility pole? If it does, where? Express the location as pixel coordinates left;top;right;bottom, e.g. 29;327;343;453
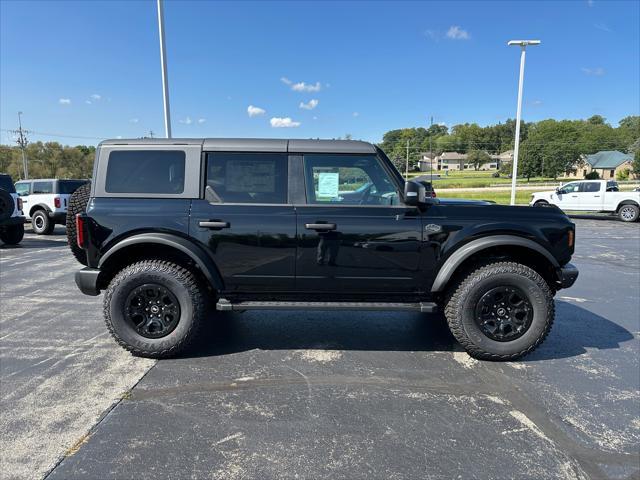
507;39;540;205
429;116;434;183
157;0;172;138
149;130;155;138
14;112;29;179
406;139;410;179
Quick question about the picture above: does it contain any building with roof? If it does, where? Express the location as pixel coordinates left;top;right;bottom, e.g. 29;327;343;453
566;151;634;180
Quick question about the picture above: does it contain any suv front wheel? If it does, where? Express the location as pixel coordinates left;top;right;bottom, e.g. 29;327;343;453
445;262;554;360
104;260;206;358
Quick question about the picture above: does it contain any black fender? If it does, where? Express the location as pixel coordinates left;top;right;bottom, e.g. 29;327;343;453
98;232;225;291
29;203;52;217
430;234;560;292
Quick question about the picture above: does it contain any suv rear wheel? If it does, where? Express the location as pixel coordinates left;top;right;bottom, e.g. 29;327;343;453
104;260;206;358
444;262;554;360
32;209;54;235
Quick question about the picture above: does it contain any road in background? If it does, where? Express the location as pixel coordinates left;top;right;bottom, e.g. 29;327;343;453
1;220;638;480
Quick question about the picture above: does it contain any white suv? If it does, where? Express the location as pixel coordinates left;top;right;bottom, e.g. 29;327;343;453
15;179;88;234
0;173;25;244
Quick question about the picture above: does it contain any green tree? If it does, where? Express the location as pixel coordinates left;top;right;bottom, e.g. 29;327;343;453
632;150;640;178
466;150;492;170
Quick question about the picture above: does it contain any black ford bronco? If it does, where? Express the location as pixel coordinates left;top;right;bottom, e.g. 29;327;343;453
70;138;578;360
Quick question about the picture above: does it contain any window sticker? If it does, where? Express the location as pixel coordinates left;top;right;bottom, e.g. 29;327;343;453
317;172;340;198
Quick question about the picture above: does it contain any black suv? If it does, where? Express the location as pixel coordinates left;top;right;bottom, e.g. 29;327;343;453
72;139;578;360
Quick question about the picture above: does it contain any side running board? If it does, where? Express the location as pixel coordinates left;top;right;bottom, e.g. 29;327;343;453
216;299;438;313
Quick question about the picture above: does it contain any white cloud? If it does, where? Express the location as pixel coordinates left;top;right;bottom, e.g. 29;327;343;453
299;99;319;110
179;116;193;125
446;26;470;40
90;94;101;101
85;100;92;104
281;77;322;92
594;23;611;32
424;29;439;40
312;116;318;120
59;98;71;105
198;118;207;124
352;112;359;117
582;67;605;76
129;118;139;124
291;81;321;92
587;0;594;6
531;100;543;106
270;117;301;128
247;105;266;117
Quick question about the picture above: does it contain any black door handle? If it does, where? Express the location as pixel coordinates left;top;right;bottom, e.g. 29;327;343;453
305;223;337;231
199;220;230;230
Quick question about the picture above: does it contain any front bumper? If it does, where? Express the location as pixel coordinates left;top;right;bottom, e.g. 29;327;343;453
558;263;579;289
75;268;101;296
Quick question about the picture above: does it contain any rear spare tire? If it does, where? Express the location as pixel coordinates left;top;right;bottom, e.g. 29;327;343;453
0;189;13;221
66;182;91;265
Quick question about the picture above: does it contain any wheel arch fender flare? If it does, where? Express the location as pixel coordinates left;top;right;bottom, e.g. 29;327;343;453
616;200;639;211
98;232;225;291
430;235;560;293
29;203;52;217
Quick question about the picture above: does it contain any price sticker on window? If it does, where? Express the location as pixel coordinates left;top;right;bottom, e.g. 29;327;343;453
317;172;340;198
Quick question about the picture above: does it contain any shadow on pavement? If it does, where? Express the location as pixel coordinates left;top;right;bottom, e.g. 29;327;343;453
182;301;633;361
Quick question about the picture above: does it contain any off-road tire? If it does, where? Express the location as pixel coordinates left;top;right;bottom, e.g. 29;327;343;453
104;260;206;358
618;204;639;223
66;182;91;264
32;209;54;235
0;189;13;221
444;261;554;361
1;224;24;245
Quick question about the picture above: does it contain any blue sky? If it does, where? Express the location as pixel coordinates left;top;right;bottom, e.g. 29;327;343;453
1;0;638;146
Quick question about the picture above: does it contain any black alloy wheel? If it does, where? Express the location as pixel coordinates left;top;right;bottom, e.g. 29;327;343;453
125;283;181;338
474;286;533;341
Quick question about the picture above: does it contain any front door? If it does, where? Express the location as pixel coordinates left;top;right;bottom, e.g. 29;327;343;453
554;182;582;210
295;153;422;295
190;152;296;294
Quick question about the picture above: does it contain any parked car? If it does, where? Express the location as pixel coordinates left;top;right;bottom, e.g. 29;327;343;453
70;138;578;360
15;178;89;234
529;180;640;222
0;173;25;245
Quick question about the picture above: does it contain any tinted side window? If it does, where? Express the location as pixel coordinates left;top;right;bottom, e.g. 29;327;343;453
58;180;88;194
303;154;399;205
33;181;53;194
581;182;600;193
105;151;185;194
15;183;29;195
205;153;288;204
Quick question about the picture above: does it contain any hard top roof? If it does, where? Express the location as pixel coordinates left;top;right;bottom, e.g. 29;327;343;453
99;138;377;154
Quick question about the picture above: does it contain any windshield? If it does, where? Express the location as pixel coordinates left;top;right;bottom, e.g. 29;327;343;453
0;175;15;192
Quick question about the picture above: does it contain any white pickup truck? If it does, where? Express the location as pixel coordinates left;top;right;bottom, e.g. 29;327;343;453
530;180;640;222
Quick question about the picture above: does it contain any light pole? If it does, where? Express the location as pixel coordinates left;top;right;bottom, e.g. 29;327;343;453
157;0;172;138
16;112;29;179
507;39;540;205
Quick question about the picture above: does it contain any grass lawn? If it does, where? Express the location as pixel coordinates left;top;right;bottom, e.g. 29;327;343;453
437;190;534;205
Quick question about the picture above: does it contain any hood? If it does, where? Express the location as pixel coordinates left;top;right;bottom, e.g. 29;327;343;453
437;198;494;205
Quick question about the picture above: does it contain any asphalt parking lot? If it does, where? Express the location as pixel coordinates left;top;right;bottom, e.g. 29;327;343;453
1;219;639;480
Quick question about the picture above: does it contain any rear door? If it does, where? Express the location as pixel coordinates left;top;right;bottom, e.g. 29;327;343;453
294;153;422;295
578;181;603;210
189;151;296;294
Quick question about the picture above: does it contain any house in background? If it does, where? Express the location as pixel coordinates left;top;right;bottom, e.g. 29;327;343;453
418;152;437;172
566;151;634;179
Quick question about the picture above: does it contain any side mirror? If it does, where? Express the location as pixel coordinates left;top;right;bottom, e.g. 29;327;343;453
404;180;427;206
